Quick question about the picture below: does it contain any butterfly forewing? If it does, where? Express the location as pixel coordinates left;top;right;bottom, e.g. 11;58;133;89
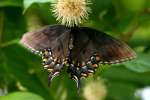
71;27;136;64
20;25;71;60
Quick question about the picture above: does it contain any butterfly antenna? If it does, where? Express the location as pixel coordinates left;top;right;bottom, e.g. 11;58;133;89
48;71;60;86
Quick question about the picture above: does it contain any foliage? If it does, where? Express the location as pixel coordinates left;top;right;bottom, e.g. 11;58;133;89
0;92;44;100
0;0;149;100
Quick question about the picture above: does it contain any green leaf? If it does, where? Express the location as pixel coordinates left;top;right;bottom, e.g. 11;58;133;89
1;44;54;100
120;0;146;13
0;92;44;100
0;0;23;7
101;66;150;100
124;53;150;72
106;81;137;100
101;66;150;86
0;7;26;44
23;0;54;13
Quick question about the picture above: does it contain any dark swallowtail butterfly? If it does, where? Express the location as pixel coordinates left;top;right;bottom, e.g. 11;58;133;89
20;25;136;91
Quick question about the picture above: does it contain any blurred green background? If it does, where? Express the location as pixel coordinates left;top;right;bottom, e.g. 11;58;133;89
0;0;150;100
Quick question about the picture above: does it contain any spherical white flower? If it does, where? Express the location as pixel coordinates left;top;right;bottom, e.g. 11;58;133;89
51;0;91;27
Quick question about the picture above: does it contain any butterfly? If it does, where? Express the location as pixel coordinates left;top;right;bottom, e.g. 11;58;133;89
20;24;136;91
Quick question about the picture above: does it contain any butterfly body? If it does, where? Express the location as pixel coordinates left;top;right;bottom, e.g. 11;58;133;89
20;25;136;91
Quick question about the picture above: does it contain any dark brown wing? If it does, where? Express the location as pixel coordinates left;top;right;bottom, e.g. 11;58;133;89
71;27;136;64
20;25;71;60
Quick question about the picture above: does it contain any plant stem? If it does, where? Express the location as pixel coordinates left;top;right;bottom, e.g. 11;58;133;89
0;39;19;48
0;10;4;45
